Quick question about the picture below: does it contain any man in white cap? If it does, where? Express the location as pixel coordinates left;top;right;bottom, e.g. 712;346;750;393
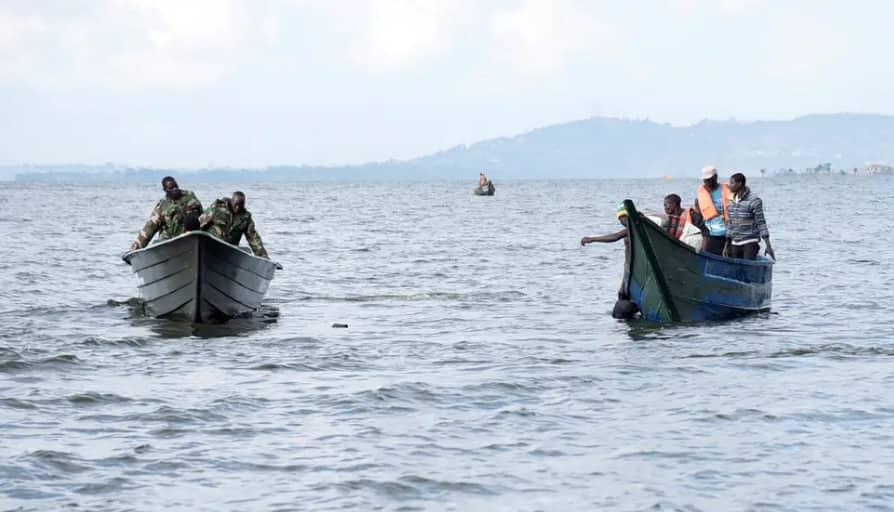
693;165;730;255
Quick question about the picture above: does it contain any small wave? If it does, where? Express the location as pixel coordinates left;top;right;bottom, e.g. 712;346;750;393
0;397;37;409
685;343;894;360
25;450;90;474
75;477;132;495
79;336;149;347
0;354;81;373
67;392;133;405
298;290;528;303
140;405;228;424
248;362;321;371
324;475;496;498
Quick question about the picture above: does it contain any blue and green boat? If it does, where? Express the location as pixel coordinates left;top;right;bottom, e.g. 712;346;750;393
623;199;774;322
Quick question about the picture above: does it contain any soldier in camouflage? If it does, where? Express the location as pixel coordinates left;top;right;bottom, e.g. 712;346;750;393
130;176;203;251
199;191;269;259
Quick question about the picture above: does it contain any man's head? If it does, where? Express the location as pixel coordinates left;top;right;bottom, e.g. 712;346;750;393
612;299;639;319
729;172;746;194
701;165;718;189
230;191;246;213
664;194;682;215
616;202;628;227
183;214;200;232
161;176;182;200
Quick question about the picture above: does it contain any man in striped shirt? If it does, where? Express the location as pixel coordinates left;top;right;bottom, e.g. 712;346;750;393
724;173;775;260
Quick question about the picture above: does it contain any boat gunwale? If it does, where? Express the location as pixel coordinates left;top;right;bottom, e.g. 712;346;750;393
123;230;280;269
625;200;774;269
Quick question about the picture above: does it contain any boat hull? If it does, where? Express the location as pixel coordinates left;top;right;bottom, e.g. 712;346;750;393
473;183;495;196
623;200;773;322
123;232;277;322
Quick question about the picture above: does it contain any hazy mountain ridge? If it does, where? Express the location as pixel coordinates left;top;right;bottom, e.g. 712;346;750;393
9;113;894;182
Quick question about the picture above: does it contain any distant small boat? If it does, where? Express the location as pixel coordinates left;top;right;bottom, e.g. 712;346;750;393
623;199;773;321
122;231;278;322
474;181;495;196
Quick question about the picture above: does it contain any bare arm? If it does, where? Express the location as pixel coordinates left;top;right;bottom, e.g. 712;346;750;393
581;229;628;245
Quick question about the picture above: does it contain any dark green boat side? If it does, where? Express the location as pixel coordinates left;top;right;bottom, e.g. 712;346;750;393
623;199;773;322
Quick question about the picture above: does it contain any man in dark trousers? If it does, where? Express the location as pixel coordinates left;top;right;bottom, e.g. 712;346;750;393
725;173;775;260
693;165;730;255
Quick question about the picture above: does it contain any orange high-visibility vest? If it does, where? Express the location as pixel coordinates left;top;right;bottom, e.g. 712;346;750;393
696;184;730;223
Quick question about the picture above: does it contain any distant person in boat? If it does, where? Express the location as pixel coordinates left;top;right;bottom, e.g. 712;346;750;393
199;191;269;259
479;173;488;187
183;214;201;232
129;176;204;250
693;165;730;255
724;173;775;260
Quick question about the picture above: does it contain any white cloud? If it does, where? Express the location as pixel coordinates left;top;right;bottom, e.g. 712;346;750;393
489;0;616;77
667;0;763;16
764;15;841;80
353;0;455;72
0;11;45;51
0;0;267;89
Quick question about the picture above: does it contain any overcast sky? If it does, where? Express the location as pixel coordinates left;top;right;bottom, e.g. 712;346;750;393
1;0;891;168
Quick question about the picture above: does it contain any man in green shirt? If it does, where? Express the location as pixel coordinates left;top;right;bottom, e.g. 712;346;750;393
199;191;269;259
130;176;203;250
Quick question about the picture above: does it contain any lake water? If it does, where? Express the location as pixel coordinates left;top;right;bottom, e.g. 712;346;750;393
2;177;893;511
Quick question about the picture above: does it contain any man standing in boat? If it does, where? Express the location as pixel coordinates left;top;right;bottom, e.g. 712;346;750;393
693;165;730;255
479;172;488;187
199;191;270;259
129;176;203;251
725;173;775;260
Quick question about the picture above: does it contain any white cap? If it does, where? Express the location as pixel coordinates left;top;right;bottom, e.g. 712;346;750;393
701;165;718;179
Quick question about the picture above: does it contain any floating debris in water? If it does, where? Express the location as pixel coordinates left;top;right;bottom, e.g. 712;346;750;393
332;323;348;328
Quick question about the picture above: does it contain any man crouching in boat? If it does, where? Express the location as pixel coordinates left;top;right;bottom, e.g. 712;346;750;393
199;191;270;259
130;176;203;251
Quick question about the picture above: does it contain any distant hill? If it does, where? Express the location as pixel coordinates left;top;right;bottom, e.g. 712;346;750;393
9;113;894;182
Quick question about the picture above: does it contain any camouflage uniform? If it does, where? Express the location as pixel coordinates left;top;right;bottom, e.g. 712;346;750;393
199;198;269;258
130;190;203;250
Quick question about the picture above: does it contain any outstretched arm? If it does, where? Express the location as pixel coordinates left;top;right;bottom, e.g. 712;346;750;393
581;229;628;245
130;204;162;250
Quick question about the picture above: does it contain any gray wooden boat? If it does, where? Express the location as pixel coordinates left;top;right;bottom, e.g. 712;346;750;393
122;231;278;322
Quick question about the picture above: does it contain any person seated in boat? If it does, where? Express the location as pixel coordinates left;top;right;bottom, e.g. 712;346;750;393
183;214;201;232
724;172;775;260
199;191;270;259
693;165;729;255
129;176;203;251
664;193;703;250
479;173;488;187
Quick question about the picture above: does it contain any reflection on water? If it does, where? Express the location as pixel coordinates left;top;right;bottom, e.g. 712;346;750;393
123;300;280;338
